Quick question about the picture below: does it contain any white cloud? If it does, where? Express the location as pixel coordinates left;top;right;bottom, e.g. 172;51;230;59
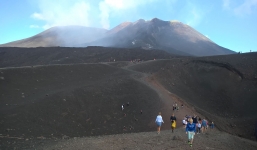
234;0;257;16
30;0;176;29
31;12;45;20
222;0;257;16
29;25;40;28
186;8;201;27
183;2;204;27
31;0;91;29
98;0;158;29
222;0;231;10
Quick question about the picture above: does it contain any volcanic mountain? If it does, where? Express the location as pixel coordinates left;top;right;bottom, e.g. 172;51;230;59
1;18;235;56
0;26;107;47
87;18;235;56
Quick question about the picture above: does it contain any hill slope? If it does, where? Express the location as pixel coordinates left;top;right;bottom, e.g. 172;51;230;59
0;26;107;47
0;18;235;56
0;48;256;149
0;47;175;68
86;18;235;56
129;52;257;140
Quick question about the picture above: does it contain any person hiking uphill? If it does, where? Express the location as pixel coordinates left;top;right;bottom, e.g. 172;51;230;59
170;113;176;133
155;112;164;134
186;118;196;147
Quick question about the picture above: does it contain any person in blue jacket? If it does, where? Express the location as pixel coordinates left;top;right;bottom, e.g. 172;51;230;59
186;118;196;147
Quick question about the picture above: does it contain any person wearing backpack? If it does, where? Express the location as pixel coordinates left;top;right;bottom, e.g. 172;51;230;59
202;119;207;133
170;113;176;133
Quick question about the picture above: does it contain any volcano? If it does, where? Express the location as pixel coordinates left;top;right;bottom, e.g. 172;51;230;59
0;18;235;56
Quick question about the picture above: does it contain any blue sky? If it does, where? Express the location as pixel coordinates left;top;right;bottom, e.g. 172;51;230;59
0;0;256;53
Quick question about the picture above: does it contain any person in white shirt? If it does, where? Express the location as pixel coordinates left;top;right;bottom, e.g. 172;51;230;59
197;121;201;134
183;118;187;128
155;112;164;134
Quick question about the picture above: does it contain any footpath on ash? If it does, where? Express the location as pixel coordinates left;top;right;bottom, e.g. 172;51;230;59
37;60;257;150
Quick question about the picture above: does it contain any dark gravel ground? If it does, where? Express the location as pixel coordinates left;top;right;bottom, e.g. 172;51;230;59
0;47;256;149
128;52;257;140
5;127;257;150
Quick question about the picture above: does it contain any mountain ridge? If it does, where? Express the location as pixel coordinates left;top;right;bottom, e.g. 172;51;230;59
0;18;235;56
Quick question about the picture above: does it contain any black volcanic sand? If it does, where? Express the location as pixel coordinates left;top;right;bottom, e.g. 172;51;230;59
0;47;176;68
128;52;257;140
0;48;257;149
0;63;165;148
34;129;257;150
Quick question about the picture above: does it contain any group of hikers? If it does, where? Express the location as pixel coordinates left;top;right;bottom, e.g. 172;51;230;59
155;112;215;147
183;115;214;134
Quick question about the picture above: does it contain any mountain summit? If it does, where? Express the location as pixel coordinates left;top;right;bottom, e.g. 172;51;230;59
1;18;235;56
87;18;234;56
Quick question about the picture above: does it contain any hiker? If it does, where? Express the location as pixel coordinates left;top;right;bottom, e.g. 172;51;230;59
210;121;214;129
155;112;164;134
121;105;124;111
192;114;198;130
186;118;196;147
182;117;187;128
202;119;207;133
197;121;201;134
140;110;143;114
185;115;189;122
206;119;209;129
170;113;177;133
181;104;184;108
127;102;129;106
192;114;198;124
172;104;175;111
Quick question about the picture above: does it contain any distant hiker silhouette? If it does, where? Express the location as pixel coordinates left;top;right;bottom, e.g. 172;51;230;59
210;121;214;129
